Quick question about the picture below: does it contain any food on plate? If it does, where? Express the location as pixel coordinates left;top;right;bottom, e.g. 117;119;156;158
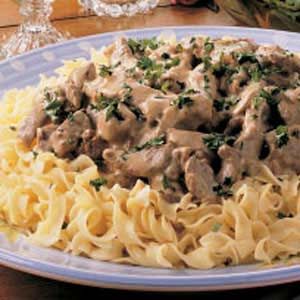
1;34;300;269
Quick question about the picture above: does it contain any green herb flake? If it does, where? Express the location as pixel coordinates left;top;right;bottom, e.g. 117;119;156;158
160;80;170;94
204;37;214;54
131;135;166;152
212;222;222;232
275;125;289;148
171;95;194;109
176;43;184;53
203;56;212;71
99;64;113;77
259;89;280;106
32;150;38;159
203;133;236;151
161;52;170;60
277;212;286;219
204;74;210;91
165;57;180;70
67;112;75;122
128;37;160;54
277;212;293;219
212;184;233;198
137;57;154;70
137;57;164;83
97;94;124;121
236;52;257;64
249;65;263;82
253;96;264;109
44;99;64;123
213;96;238;112
122;95;145;122
90;177;108;192
223;176;232;187
162;175;172;190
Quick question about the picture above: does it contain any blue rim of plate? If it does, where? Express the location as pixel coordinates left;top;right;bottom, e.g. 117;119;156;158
0;26;300;291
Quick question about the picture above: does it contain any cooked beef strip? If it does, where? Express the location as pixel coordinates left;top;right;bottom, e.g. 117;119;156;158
48;111;91;158
37;124;58;152
18;36;300;203
265;125;300;175
18;100;49;146
64;62;96;109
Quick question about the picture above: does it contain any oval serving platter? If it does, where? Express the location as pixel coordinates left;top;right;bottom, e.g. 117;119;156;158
0;26;300;291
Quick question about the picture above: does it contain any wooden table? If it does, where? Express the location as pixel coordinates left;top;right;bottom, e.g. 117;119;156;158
0;1;299;299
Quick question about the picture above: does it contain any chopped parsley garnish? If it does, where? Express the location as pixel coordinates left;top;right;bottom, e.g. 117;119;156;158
137;56;155;70
277;212;293;219
223;176;232;187
165;57;180;70
253;89;280;109
213;96;238;112
253;96;264;109
44;99;64;123
97;94;124;121
203;133;236;151
249;65;262;82
67;112;75;122
131;135;166;152
204;74;210;91
213;178;233;198
213;184;233;197
212;63;237;79
160;80;170;94
99;64;113;77
203;56;212;71
162;175;172;190
89;177;107;192
137;57;164;83
176;43;184;53
275;125;289;148
204;37;214;54
32;150;38;159
128;37;159;54
190;37;196;44
236;52;257;64
121;90;145;122
212;222;222;232
161;52;170;60
260;88;281;106
248;64;288;82
171;95;193;109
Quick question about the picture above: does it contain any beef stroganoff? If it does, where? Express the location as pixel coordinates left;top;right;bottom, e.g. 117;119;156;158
0;34;300;269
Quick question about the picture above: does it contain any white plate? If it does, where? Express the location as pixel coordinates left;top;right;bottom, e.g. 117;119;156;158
0;26;300;291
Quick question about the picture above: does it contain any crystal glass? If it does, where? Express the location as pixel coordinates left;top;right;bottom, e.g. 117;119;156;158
79;0;159;17
0;0;66;59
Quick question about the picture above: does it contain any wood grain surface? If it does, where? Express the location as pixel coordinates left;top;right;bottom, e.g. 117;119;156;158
0;1;299;299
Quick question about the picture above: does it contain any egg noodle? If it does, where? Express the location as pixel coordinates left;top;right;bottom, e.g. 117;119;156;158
1;44;300;269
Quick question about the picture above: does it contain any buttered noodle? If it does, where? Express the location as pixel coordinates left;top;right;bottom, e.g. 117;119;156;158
1;43;300;269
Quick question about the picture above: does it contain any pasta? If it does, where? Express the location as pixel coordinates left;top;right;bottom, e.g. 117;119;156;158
1;41;300;270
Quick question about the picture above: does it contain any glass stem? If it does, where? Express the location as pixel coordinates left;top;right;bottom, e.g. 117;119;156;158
20;0;53;33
